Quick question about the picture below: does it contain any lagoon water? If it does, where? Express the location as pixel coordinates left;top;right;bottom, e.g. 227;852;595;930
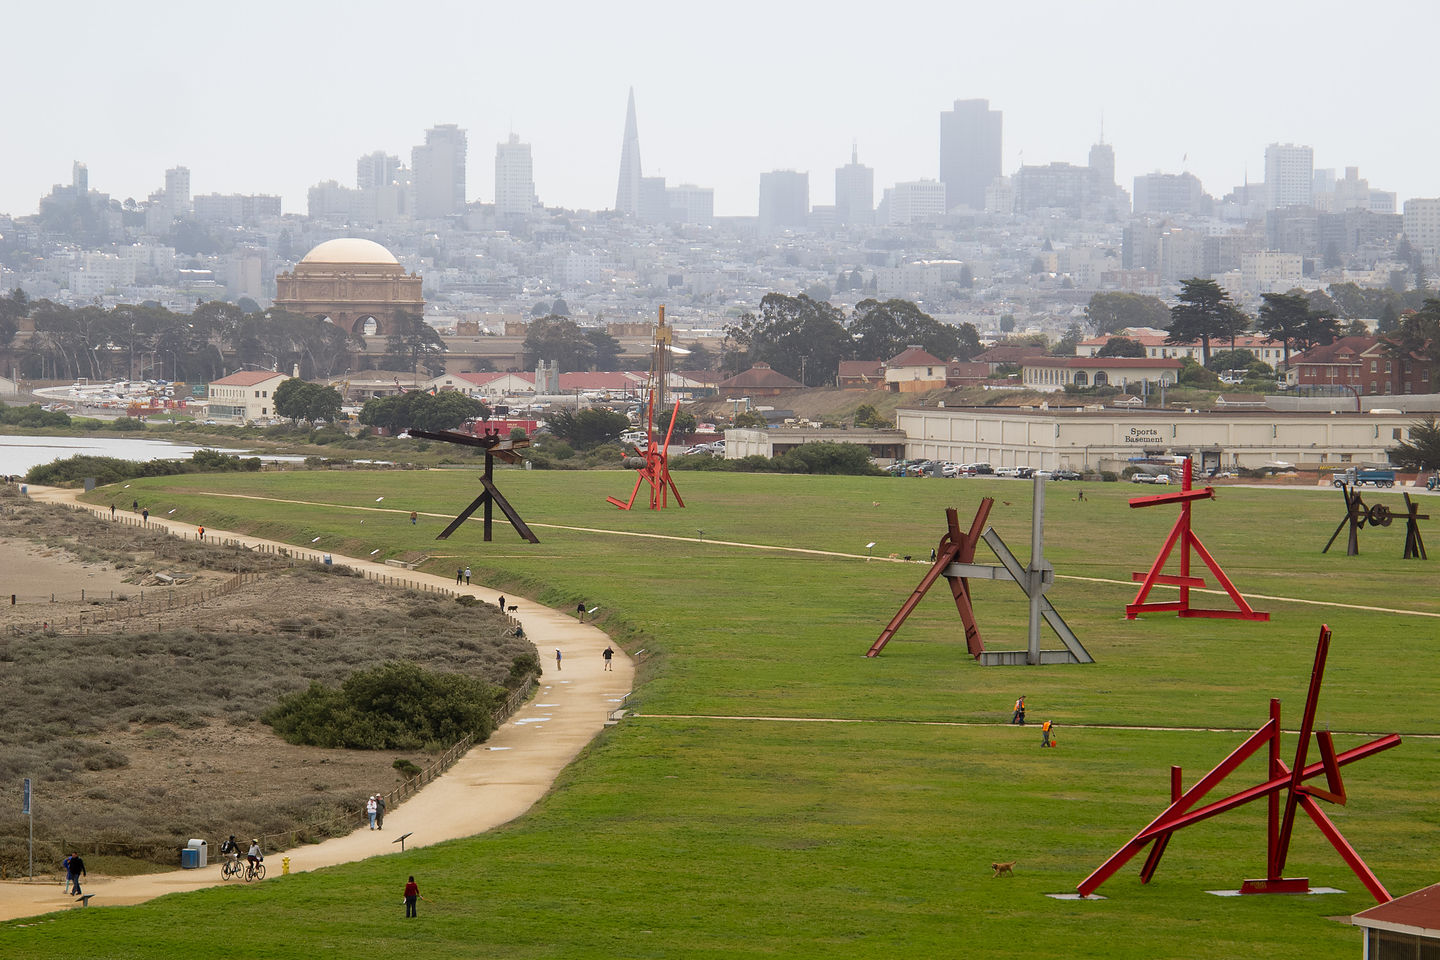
0;434;250;478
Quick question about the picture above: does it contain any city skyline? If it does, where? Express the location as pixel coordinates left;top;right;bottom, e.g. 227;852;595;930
5;0;1438;221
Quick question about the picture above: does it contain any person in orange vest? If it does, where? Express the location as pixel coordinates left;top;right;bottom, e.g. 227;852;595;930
1041;719;1054;747
198;525;205;541
1011;696;1026;725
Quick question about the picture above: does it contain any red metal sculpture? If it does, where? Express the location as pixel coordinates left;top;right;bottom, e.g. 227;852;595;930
1126;459;1267;621
1077;624;1400;902
608;306;685;511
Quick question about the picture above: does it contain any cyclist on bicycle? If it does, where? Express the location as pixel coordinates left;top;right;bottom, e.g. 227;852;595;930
219;835;240;860
247;839;263;865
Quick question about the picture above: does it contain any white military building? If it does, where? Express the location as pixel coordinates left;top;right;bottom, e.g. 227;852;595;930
895;405;1419;474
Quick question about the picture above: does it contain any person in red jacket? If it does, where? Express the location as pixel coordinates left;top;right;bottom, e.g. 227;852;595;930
404;876;420;918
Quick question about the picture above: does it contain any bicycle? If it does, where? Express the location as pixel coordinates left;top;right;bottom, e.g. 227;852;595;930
243;859;266;882
220;856;244;881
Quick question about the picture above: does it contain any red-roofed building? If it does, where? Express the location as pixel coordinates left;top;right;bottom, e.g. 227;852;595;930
207;370;289;422
884;346;947;392
973;344;1048;373
1021;356;1182;393
837;360;884;389
716;362;803;398
1352;883;1440;957
425;371;537;397
1077;330;1289;368
1290;336;1431;396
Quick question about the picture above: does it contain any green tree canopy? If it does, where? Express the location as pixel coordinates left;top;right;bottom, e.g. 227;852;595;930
524;316;600;372
545;407;631;449
721;293;850;384
1166;279;1246;365
848;298;980;363
384;311;447;376
1385;298;1440;387
1085;292;1171;335
273;378;344;423
1096;336;1146;358
1388;416;1440;470
359;391;487;433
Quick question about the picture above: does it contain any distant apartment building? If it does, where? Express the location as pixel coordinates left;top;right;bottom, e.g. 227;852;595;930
666;184;714;224
939;98;1002;211
1317;166;1395;214
758;170;809;230
1013;162;1090;216
164;166;191;219
1403;197;1440;265
1241;249;1303;295
984;177;1015;215
494;134;536;217
1133;172;1209;217
885;180;947;225
834;145;874;226
192;194;282;226
206;370;288;423
1265;143;1313;210
411;123;467;218
357;152;402;191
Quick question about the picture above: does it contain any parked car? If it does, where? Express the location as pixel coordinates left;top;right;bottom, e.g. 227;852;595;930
1049;470;1082;481
994;466;1021;478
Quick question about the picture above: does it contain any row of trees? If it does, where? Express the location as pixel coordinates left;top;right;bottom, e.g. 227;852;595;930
272;379;344;424
358;391;488;434
720;295;982;386
1;291;369;383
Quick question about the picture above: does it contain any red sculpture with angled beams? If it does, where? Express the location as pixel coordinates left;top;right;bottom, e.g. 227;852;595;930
1126;459;1267;621
1077;624;1401;902
608;305;685;511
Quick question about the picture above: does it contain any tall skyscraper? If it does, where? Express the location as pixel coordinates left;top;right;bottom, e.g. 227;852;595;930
412;123;467;218
758;170;809;230
357;152;401;191
1087;142;1115;191
615;88;643;216
495;134;536;217
1264;142;1314;210
834;144;874;226
164;166;191;218
939;99;1002;212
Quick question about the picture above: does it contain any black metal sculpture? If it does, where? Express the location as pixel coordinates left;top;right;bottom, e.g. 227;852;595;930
407;427;539;543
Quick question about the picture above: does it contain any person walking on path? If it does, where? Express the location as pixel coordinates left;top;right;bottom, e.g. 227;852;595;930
603;646;614;671
1041;719;1054;747
375;793;386;829
61;854;74;894
497;595;506;613
109;504;115;519
410;511;417;525
456;568;463;585
67;853;86;898
366;795;378;829
577;601;586;622
141;508;149;523
1011;696;1026;725
464;566;471;585
403;876;420;918
555;648;562;671
198;525;205;541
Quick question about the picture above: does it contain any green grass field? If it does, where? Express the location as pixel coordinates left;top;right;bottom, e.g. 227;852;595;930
9;470;1438;958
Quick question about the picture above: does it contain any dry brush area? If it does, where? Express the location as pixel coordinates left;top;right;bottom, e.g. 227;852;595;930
0;487;532;877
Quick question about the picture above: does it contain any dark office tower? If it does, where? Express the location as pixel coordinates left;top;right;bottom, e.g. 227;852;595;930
758;170;809;231
412;123;467;218
616;88;643;216
834;143;874;226
939;98;1002;212
1088;142;1115;190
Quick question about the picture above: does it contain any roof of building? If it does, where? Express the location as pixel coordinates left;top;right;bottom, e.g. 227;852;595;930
1353;883;1440;937
1290;336;1382;364
974;345;1048;363
717;362;803;390
210;370;288;386
1024;356;1183;369
838;360;884;378
1079;332;1284;349
299;238;400;266
886;346;947;367
557;372;645;391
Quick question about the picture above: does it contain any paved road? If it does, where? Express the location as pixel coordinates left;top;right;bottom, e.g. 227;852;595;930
0;486;632;921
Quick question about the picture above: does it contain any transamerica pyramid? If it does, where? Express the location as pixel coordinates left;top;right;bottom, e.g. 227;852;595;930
615;87;642;216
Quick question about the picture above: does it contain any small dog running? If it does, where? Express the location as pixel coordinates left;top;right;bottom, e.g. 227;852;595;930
991;861;1016;878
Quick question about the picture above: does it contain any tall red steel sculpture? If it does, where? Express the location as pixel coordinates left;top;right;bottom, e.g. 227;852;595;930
1126;459;1268;621
1077;624;1401;902
608;305;685;511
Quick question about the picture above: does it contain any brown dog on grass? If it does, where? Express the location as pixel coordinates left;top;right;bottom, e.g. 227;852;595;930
991;861;1015;878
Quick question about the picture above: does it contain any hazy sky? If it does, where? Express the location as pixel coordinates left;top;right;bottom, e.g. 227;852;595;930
5;0;1436;221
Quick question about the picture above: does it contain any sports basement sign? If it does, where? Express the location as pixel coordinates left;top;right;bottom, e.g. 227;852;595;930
1124;426;1163;443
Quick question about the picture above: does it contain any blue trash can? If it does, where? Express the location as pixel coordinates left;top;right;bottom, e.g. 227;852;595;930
181;847;199;869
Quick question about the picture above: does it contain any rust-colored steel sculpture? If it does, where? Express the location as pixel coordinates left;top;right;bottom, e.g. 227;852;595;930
1323;486;1427;559
609;305;685;511
1126;459;1268;621
868;500;993;659
407;427;539;543
1078;624;1400;903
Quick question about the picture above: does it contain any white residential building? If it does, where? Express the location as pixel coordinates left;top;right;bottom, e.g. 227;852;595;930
206;371;288;423
495;134;536;217
1403;197;1440;265
886;180;947;225
1241;250;1303;295
1264;143;1313;209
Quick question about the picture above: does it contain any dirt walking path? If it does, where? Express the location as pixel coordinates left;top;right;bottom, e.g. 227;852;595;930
0;486;632;922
